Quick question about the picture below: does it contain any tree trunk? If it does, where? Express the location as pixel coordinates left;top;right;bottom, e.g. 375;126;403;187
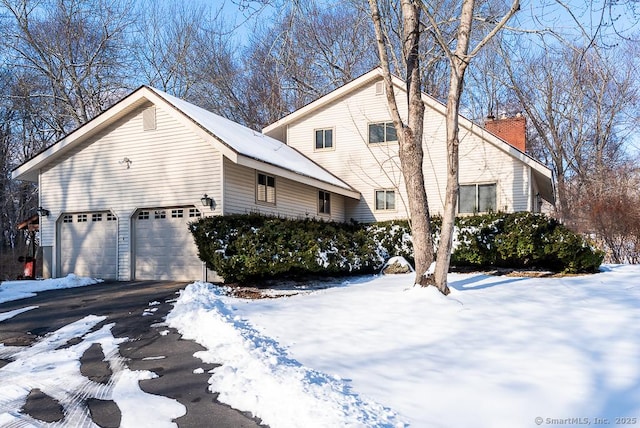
368;0;435;286
429;0;475;295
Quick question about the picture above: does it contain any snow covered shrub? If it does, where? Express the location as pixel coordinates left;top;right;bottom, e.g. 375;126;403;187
190;212;603;283
450;213;504;267
189;215;380;282
368;220;414;264
451;212;604;273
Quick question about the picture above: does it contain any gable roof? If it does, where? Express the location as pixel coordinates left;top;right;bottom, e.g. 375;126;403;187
12;86;360;199
263;68;555;204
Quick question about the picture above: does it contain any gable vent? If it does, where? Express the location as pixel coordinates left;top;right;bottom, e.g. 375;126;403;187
375;81;385;95
143;106;156;131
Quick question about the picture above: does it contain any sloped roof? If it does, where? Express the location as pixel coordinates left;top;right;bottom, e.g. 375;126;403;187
12;86;359;199
263;68;555;204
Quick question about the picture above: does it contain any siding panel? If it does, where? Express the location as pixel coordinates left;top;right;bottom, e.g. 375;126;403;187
223;158;346;222
40;103;223;279
284;79;532;221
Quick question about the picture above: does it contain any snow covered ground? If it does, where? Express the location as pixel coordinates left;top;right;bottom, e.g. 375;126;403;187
167;264;640;428
1;267;639;427
0;274;102;304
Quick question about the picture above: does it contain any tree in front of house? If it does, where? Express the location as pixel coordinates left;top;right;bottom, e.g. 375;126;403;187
367;0;519;294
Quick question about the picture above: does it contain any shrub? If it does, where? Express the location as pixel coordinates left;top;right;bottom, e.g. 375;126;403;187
190;212;604;283
189;215;385;282
451;212;604;273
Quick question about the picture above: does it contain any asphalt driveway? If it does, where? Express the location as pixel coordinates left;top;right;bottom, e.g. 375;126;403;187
0;280;265;427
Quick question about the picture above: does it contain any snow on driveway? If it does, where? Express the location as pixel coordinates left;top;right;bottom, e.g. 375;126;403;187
0;276;185;427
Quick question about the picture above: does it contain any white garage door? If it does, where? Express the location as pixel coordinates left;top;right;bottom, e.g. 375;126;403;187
134;207;203;281
59;212;118;279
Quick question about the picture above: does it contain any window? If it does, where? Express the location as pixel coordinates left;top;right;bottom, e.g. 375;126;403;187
257;172;276;204
63;215;73;223
369;122;397;144
315;128;333;150
154;210;166;219
318;191;331;214
107;212;117;221
459;183;497;213
189;208;201;218
77;214;87;222
92;213;102;222
171;209;184;218
375;190;396;211
138;211;150;220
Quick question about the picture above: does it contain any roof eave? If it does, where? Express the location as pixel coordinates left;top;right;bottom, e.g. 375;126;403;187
237;155;360;200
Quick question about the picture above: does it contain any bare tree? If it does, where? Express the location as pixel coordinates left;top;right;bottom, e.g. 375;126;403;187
239;1;379;128
130;1;226;98
369;0;436;289
570;160;640;264
1;0;135;135
368;0;519;294
499;39;639;221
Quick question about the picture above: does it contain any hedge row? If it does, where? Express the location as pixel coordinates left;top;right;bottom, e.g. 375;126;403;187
447;212;605;272
189;212;604;283
189;214;383;282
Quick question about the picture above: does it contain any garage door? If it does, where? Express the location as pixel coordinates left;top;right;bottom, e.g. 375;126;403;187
134;207;203;281
59;211;118;279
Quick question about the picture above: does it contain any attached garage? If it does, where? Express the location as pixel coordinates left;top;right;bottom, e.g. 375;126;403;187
12;85;360;281
133;207;204;281
58;211;118;279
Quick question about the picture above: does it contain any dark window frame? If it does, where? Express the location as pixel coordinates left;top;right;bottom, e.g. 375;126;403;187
318;190;331;214
256;172;276;205
314;128;334;150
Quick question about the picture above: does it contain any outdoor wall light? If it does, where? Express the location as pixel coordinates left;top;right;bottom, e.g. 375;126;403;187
201;194;213;208
37;206;50;217
119;157;132;169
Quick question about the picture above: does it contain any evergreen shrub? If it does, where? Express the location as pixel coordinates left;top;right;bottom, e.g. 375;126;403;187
189;212;604;283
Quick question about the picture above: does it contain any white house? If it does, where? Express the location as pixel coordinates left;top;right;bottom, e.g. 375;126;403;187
12;87;359;281
263;68;554;223
12;69;553;282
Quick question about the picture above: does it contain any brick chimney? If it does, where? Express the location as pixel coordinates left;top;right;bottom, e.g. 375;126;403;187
484;113;526;152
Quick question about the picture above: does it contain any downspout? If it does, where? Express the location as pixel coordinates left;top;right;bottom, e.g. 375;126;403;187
114;209;119;280
528;167;533;212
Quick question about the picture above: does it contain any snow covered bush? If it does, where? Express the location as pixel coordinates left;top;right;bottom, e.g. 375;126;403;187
451;212;604;273
189;212;604;283
189;215;381;282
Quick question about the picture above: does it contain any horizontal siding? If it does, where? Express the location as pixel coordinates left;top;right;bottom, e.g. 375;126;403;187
424;121;530;213
41;105;223;216
39;103;223;279
285;78;532;222
223;157;346;222
286;82;411;223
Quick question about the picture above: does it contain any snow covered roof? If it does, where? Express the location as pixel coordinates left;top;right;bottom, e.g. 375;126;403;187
11;86;360;199
147;87;358;197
